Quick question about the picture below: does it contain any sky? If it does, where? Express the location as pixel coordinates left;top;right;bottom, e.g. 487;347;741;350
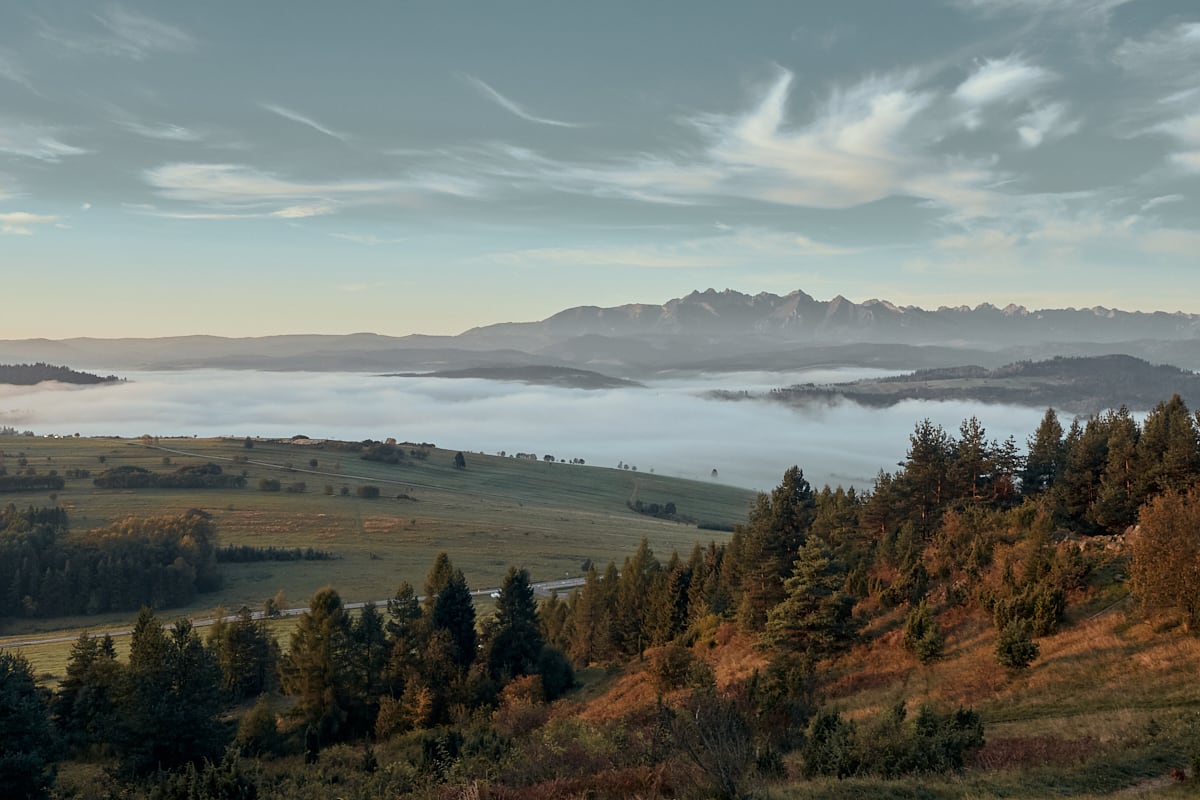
1;0;1198;338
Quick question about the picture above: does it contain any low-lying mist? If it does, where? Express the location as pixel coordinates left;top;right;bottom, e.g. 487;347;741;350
0;369;1051;491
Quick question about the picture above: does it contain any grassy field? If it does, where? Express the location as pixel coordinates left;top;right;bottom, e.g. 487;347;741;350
0;434;756;674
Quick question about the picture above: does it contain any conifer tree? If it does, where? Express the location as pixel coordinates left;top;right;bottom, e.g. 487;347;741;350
0;650;54;800
1023;408;1064;497
429;561;476;669
114;612;224;774
488;567;543;679
765;539;857;658
614;538;660;654
283;588;355;747
737;466;816;630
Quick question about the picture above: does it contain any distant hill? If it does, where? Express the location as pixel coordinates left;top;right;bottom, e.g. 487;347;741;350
382;365;643;389
0;362;120;386
2;289;1198;376
750;354;1200;414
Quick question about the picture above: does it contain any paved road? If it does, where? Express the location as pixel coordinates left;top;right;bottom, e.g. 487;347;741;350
0;576;586;649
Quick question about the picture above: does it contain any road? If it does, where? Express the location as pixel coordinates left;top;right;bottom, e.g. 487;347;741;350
0;576;586;649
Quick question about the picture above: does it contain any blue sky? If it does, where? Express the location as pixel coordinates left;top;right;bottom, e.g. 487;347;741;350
1;0;1197;337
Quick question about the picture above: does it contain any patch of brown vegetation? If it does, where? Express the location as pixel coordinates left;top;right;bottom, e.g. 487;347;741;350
465;763;693;800
970;735;1102;769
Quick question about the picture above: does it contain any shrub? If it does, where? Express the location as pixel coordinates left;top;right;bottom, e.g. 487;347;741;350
903;600;945;664
356;485;381;499
996;620;1039;670
257;478;280;492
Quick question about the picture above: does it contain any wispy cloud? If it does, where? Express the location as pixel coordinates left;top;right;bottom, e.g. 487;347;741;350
464;67;1004;221
141;162;483;220
482;225;857;270
1140;194;1184;212
1016;102;1079;148
1114;21;1200;76
462;74;585;128
144;163;392;204
118;119;204;142
0;211;60;235
1153;113;1200;175
954;55;1053;108
39;4;195;60
0;48;35;92
0;120;89;161
952;0;1133;20
330;232;405;246
261;104;349;142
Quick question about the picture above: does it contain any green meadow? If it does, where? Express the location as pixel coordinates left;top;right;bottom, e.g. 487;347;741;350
0;434;755;668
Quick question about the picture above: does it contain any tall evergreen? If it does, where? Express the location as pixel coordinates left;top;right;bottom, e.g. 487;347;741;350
428;561;477;669
212;606;278;701
736;467;816;630
614;539;661;654
0;650;54;800
488;567;543;679
114;612;224;775
765;539;857;659
1023;408;1065;497
1090;407;1140;532
283;587;355;747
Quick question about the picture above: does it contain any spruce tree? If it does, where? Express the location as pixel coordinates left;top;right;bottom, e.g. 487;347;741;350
1023;408;1064;497
488;567;543;679
765;540;857;658
0;651;54;800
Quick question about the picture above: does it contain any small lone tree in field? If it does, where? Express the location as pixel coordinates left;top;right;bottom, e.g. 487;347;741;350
357;485;381;499
243;437;254;449
995;620;1039;671
453;451;466;470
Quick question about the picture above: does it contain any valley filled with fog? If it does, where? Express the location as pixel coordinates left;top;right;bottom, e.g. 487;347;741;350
0;368;1052;491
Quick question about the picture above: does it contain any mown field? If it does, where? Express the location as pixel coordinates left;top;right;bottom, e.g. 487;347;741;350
0;434;755;672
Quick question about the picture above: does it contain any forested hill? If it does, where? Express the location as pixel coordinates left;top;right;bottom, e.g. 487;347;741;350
762;355;1200;414
0;362;120;385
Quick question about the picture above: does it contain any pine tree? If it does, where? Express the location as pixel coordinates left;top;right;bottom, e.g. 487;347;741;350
1023;408;1065;497
1090;407;1140;532
429;563;477;669
0;650;54;800
765;540;857;658
736;467;816;630
566;565;612;665
114;612;224;775
283;587;355;748
213;606;279;701
488;567;543;679
614;539;660;655
385;581;425;693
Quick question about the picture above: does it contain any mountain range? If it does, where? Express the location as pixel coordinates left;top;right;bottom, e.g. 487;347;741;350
2;289;1198;375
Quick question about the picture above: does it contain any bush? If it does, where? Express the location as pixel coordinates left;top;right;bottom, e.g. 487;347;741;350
902;600;945;664
356;485;381;499
996;619;1039;670
648;644;697;693
257;478;280;492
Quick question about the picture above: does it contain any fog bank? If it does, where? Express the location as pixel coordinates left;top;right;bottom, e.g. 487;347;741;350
0;369;1051;491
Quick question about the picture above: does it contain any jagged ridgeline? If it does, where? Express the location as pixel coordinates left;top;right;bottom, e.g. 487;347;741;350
0;362;121;385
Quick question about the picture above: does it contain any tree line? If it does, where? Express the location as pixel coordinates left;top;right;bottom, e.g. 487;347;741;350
0;508;220;618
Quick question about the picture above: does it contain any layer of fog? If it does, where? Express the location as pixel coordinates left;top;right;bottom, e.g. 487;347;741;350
0;369;1050;492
